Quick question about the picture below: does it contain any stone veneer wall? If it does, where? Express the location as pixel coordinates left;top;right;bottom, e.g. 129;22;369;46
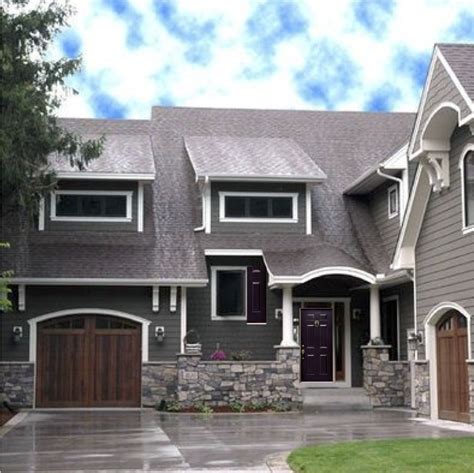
0;362;34;407
177;347;301;408
414;360;430;417
141;362;178;407
468;362;474;425
362;346;411;407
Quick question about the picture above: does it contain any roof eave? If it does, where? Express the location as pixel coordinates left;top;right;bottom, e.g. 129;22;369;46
55;172;156;181
198;174;326;183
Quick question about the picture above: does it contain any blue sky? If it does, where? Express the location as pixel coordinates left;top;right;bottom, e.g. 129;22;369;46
53;0;474;119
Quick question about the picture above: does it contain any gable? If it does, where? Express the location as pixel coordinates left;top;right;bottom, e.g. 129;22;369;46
409;48;473;158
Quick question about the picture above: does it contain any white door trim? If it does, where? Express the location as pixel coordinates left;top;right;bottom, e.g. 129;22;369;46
382;295;401;360
28;308;152;363
423;302;472;420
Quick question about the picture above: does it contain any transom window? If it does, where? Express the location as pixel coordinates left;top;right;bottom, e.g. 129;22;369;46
212;267;246;319
388;184;399;219
219;192;298;222
51;190;133;222
463;150;474;231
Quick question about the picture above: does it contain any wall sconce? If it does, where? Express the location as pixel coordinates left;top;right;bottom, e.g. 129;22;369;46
155;326;165;343
407;330;423;353
352;309;362;321
12;326;23;344
275;309;283;320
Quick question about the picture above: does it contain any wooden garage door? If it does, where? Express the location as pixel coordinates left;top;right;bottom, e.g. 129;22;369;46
437;310;469;423
36;315;141;407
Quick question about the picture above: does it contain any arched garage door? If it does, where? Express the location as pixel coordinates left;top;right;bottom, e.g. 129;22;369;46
436;310;469;423
36;314;141;407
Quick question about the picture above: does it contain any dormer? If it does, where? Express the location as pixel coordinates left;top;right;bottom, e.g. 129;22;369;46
39;134;155;233
184;135;327;235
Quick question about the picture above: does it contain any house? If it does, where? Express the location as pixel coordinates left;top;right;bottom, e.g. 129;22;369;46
1;43;473;423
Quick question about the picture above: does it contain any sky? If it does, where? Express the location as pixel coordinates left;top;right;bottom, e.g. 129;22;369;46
52;0;474;119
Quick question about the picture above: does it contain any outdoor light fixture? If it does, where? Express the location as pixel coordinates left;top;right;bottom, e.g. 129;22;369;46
407;330;423;353
155;326;165;342
12;326;23;344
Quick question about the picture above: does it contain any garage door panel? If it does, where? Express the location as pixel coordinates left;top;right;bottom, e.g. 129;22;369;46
37;315;141;408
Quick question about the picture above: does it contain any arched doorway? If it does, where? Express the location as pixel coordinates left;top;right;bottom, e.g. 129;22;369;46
36;313;142;407
436;310;469;423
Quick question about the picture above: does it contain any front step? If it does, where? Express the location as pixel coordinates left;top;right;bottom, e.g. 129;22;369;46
301;387;372;411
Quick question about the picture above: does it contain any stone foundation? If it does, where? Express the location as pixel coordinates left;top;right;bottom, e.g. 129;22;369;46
0;362;34;407
468;362;474;424
362;345;410;407
141;362;178;407
177;347;301;408
414;360;430;417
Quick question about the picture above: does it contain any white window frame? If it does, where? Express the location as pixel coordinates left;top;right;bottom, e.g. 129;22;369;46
50;190;133;222
387;184;399;219
211;266;247;321
219;192;298;223
460;145;474;235
382;295;401;361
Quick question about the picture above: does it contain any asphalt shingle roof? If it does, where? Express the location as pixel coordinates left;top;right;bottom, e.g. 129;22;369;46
438;43;474;101
184;136;327;181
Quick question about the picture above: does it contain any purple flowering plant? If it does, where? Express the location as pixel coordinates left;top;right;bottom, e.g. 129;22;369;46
210;349;226;361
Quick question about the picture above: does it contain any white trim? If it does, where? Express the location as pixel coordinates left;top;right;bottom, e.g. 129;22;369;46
460;144;474;235
50;190;133;222
9;277;209;287
18;285;25;312
27;308;152;363
137;182;144;232
382;295;401;361
152;286;160;312
270;266;376;286
211;266;247;321
170;286;177;313
219;191;298;223
387;183;399;220
305;183;312;235
180;287;187;353
38;197;45;231
56;172;155;181
205;249;263;257
424;302;472;420
204;181;211;233
199;175;325;183
297;297;352;387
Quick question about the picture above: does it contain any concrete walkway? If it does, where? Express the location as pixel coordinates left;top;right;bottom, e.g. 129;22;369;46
0;409;472;472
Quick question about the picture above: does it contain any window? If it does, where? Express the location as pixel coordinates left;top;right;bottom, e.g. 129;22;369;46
51;190;133;222
463;151;474;231
388;184;399;219
211;265;267;322
219;192;298;222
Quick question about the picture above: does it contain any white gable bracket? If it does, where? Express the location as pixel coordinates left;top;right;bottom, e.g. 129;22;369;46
420;151;450;192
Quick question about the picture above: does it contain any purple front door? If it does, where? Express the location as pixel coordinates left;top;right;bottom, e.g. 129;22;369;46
300;308;333;382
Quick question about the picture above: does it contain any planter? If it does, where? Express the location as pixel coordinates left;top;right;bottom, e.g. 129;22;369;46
185;343;202;354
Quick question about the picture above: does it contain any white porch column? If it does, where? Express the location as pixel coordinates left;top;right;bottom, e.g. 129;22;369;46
180;287;187;353
280;285;298;347
370;284;381;341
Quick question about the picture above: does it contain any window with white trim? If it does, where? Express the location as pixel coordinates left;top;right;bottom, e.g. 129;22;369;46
219;192;298;222
211;267;246;320
463;151;474;230
388;184;399;219
51;190;133;222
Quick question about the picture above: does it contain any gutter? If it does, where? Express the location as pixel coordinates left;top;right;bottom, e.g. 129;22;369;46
194;176;209;232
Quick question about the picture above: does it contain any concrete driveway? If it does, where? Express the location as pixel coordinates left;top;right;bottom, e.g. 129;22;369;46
0;409;472;472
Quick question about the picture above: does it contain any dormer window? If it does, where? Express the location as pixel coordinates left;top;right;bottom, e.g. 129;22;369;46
463;150;474;232
51;190;133;222
219;192;298;223
388;184;399;219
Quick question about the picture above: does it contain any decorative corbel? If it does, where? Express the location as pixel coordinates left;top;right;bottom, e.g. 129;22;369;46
421;151;450;192
152;286;160;312
170;286;177;313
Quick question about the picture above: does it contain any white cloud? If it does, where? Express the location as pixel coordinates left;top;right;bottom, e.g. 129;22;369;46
54;0;474;119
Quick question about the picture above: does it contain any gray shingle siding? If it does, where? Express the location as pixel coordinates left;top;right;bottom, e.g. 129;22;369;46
186;257;281;360
210;182;306;235
415;125;474;358
368;180;401;258
0;286;180;362
412;59;472;155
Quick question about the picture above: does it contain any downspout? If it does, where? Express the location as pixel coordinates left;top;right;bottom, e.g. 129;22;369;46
194;176;209;232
